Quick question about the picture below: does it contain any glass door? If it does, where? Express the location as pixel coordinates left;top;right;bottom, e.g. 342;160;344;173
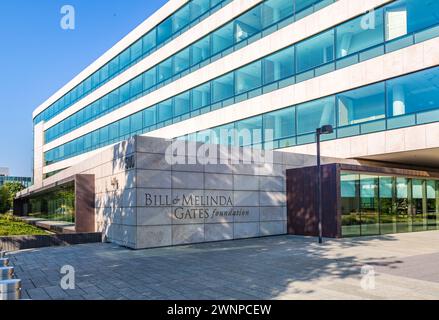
341;173;360;237
360;175;380;236
395;177;410;233
426;180;438;230
379;176;396;234
412;179;427;232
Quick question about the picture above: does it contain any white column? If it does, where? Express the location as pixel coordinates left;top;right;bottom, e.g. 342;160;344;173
392;84;406;116
339;33;353;57
33;122;45;188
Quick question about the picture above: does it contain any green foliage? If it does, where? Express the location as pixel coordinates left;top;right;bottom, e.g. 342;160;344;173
0;214;49;236
0;182;25;214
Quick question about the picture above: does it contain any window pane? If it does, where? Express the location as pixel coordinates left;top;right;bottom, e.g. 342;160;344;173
212;22;234;55
130;112;143;133
212;73;234;103
263;107;295;141
387;66;439;117
143;106;156;128
157;17;173;44
337;82;385;126
379;176;397;234
385;0;439;41
174;48;190;74
236;116;263;147
412;179;427;232
142;31;156;53
296;30;334;73
157;58;173;82
235;6;262;43
174;92;190;116
235;61;262;94
158;99;173;122
172;4;190;33
119;83;130;103
131;39;143;61
296;0;319;14
396;177;410;233
143;68;157;90
336;9;384;58
130;75;143;97
119;48;131;70
341;173;360;237
360;175;380;236
190;0;210;20
192;83;211;110
262;0;294;28
263;46;295;84
192;36;210;65
297;97;335;135
120;117;130;136
426;180;438;230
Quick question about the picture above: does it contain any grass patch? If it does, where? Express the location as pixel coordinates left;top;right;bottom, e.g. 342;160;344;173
0;214;50;236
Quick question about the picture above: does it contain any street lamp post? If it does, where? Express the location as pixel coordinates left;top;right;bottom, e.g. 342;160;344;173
316;125;333;244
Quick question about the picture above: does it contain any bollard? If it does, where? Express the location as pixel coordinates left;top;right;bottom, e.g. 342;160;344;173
0;266;14;280
0;279;21;300
0;258;9;267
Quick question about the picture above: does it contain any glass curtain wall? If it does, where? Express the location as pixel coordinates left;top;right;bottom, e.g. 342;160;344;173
28;185;75;223
341;173;439;237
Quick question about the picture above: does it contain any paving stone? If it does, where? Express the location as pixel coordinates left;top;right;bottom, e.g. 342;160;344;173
7;231;439;300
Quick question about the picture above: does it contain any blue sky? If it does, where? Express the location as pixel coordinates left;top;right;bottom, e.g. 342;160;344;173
0;0;167;177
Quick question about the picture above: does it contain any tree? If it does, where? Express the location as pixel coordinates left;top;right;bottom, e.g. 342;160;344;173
0;182;25;214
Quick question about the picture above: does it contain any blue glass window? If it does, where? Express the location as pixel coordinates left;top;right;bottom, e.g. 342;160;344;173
120;117;130;137
297;97;336;134
192;36;210;65
337;83;386;126
212;73;234;103
172;4;190;33
108;56;119;76
157;58;173;82
235;6;263;43
235;61;262;94
387;67;439;117
119;48;131;70
130;112;143;133
158;99;173;122
262;0;294;28
263;46;295;84
143;68;156;90
263;107;295;140
143;106;156;128
236;116;263;147
131;39;143;61
192;83;211;110
142;31;156;53
336;9;384;58
119;83;130;103
190;0;210;20
130;75;143;97
296;30;334;73
212;22;234;55
174;92;190;116
174;48;190;74
385;0;439;41
157;17;173;45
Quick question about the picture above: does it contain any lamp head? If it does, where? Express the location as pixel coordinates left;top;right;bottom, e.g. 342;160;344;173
318;125;334;135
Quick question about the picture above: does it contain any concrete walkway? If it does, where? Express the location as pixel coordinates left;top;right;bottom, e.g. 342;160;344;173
7;231;439;300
